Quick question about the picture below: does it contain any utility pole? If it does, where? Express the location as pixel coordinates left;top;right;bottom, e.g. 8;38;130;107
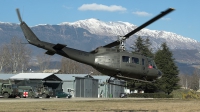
22;64;24;73
186;78;187;89
199;78;200;90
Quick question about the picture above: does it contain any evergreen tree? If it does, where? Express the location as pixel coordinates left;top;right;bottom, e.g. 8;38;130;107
131;36;153;57
128;36;156;92
132;36;144;53
154;42;180;94
143;37;154;58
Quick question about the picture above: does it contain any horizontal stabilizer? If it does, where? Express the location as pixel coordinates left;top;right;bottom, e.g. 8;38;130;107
53;43;66;50
45;51;55;55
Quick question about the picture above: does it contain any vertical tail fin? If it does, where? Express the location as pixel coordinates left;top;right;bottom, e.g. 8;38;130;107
16;8;40;44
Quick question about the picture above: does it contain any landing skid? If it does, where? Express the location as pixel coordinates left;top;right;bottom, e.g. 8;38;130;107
116;75;153;83
106;78;127;87
106;74;153;87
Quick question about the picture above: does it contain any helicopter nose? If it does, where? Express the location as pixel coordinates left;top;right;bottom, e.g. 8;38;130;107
157;70;162;79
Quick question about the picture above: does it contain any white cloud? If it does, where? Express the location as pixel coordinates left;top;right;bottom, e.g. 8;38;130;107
63;5;72;9
78;3;126;12
132;11;152;17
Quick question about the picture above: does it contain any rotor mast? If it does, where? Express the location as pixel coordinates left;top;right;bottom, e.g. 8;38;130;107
118;36;126;51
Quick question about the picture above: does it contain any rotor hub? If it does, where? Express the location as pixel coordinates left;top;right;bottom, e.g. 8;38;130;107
118;36;126;51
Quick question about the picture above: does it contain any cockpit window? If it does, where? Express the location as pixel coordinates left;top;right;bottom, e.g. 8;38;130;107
148;59;157;69
122;56;130;63
142;59;145;65
132;57;139;64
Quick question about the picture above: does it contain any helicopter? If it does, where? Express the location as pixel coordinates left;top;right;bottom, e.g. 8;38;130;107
16;8;174;83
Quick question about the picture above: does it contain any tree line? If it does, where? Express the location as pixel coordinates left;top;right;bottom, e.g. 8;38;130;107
0;37;31;73
0;37;101;74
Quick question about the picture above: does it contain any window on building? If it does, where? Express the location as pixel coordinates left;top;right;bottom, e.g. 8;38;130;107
122;56;130;63
132;57;139;64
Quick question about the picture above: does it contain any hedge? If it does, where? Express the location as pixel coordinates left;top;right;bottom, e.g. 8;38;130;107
128;93;173;98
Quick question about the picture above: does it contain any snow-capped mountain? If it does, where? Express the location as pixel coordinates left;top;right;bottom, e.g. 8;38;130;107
60;18;199;50
1;19;200;74
1;19;199;51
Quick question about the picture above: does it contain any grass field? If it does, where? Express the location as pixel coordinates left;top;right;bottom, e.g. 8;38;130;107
0;98;200;112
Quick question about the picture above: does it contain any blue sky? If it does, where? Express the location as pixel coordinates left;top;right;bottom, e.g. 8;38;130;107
1;0;200;41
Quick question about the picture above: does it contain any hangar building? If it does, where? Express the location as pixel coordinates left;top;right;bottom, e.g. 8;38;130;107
0;73;125;98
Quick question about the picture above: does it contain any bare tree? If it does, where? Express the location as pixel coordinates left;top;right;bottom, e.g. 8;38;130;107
10;37;31;73
179;69;200;90
60;57;102;75
0;44;10;72
190;69;200;91
0;37;31;73
36;53;52;72
179;73;190;89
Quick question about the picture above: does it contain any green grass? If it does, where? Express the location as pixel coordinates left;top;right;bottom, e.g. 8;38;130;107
1;99;200;112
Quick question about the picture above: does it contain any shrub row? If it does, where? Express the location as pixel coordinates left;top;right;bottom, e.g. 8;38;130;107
128;93;173;98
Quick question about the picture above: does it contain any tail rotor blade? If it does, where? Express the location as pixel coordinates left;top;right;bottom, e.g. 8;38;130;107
16;8;23;23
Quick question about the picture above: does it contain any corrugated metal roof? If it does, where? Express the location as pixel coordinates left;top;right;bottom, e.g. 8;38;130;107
93;76;110;83
55;74;87;81
0;74;16;80
55;74;110;82
10;73;54;80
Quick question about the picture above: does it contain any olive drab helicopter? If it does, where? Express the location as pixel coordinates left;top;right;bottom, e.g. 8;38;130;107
16;8;174;84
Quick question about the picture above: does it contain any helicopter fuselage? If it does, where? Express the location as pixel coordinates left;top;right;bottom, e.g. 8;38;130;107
93;47;161;81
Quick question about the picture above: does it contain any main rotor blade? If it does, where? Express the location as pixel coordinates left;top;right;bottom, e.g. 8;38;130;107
103;41;120;48
124;8;174;38
102;8;174;48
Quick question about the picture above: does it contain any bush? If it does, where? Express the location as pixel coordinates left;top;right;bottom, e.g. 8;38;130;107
128;93;172;98
170;89;200;99
170;89;189;99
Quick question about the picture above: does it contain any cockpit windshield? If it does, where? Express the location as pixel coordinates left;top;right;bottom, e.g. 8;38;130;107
148;58;157;69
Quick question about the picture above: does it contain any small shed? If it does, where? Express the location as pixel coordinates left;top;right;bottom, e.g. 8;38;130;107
56;74;99;98
75;75;99;98
106;79;126;98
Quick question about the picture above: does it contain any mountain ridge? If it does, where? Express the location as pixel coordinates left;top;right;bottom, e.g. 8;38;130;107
1;18;200;51
1;19;200;75
59;18;199;50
